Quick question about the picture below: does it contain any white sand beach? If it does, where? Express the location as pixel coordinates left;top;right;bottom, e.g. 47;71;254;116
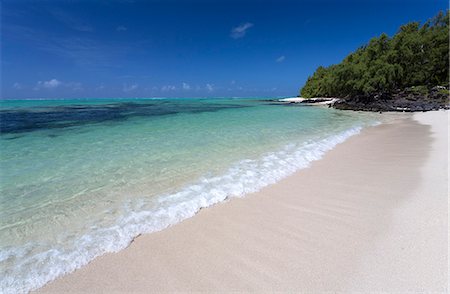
39;111;448;293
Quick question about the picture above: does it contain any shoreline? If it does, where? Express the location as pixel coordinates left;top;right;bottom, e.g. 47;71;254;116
1;100;374;294
38;110;448;292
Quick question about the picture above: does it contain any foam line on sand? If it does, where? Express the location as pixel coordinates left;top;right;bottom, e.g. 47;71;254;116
39;111;448;293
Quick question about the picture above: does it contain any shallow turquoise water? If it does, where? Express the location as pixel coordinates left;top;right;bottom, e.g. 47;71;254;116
0;98;378;293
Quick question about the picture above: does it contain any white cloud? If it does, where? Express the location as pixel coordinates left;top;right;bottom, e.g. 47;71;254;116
96;84;105;91
13;82;22;89
230;22;254;39
161;85;176;91
43;79;61;88
276;55;286;62
123;83;138;92
33;79;83;91
206;83;214;92
182;82;191;90
116;25;127;32
34;78;62;90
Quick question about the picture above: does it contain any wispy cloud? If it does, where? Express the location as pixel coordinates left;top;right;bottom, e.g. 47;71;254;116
3;24;133;68
182;82;191;90
40;37;122;68
66;82;83;91
13;82;22;90
48;8;94;32
230;22;254;39
123;83;138;92
116;25;127;32
276;55;286;62
161;85;176;91
206;83;214;92
33;79;83;91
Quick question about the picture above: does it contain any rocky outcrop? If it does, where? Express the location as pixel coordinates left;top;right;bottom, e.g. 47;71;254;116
332;86;449;112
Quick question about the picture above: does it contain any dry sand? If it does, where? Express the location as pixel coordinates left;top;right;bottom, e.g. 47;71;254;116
39;111;448;293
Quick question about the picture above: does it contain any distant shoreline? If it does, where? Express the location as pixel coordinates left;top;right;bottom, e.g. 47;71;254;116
276;86;449;112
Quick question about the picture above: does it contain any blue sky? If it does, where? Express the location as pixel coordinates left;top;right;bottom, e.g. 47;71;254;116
1;0;447;99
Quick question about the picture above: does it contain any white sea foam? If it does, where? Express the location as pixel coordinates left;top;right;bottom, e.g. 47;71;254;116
0;125;365;294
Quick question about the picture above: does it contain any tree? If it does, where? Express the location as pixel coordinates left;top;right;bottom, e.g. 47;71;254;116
300;11;449;98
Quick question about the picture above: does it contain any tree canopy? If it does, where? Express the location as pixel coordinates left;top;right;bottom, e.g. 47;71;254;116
300;11;449;98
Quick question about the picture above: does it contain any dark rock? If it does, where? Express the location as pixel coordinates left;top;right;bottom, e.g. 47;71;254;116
332;86;449;112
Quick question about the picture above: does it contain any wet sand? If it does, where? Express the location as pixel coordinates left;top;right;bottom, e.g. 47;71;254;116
39;111;448;293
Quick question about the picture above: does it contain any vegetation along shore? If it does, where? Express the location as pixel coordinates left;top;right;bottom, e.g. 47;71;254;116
299;11;449;112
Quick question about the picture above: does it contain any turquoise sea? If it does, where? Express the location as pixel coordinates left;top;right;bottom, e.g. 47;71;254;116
0;98;378;293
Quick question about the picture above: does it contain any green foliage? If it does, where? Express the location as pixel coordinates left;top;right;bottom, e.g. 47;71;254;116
409;85;429;95
438;88;450;95
300;11;449;98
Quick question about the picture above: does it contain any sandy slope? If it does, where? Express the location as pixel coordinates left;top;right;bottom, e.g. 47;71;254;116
39;111;448;293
